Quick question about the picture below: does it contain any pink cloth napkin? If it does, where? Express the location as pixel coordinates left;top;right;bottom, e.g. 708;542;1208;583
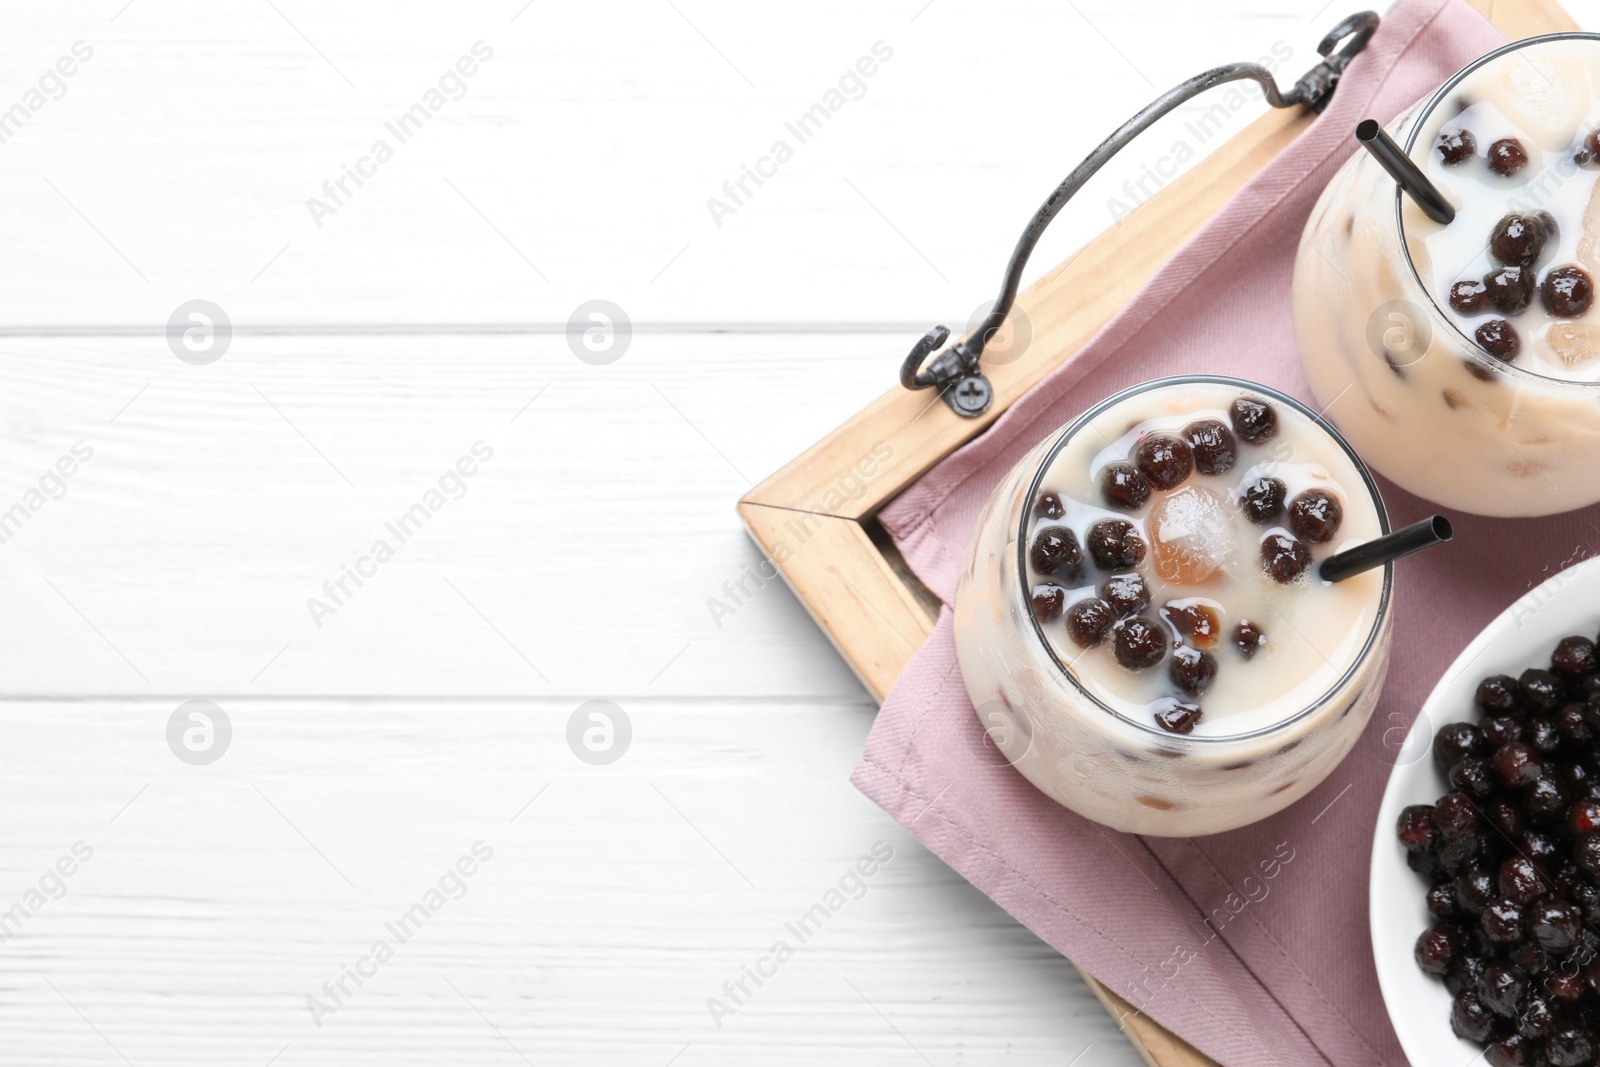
851;2;1545;1064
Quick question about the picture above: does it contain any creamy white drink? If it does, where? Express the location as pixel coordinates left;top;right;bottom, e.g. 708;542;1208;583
953;377;1392;837
1295;34;1600;517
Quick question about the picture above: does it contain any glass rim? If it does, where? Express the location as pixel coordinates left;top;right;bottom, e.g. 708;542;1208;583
1016;374;1393;745
1395;30;1600;390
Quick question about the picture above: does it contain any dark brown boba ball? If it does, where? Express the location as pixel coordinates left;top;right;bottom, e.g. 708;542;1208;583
1475;674;1520;712
1553;636;1598;676
1475;318;1520;363
1529;899;1581;952
1229;396;1278;443
1427;881;1459;919
1031;584;1066;622
1085;518;1147;571
1545;969;1585;1008
1486;799;1522;839
1034;492;1065;520
1030;525;1083;581
1520;668;1563;711
1447;953;1489;998
1480;898;1526;943
1286;488;1343;543
1434;791;1479;838
1162;602;1220;649
1100;462;1151;511
1528;717;1562;756
1457;868;1497;915
1547;1026;1596;1067
1232;619;1266;659
1133;433;1193;491
1525;775;1569;823
1450;757;1494;800
1478;962;1526;1017
1417;924;1463;975
1453;991;1496;1043
1557;703;1593;745
1239;476;1286;525
1521;994;1557;1039
1490;212;1550;267
1260;531;1312;584
1485;265;1535;314
1112;616;1168;671
1541;265;1595;318
1488;137;1529;177
1434;721;1484;766
1437;127;1477;165
1100;572;1150;617
1492;742;1543;788
1485;1034;1532;1065
1450;277;1491;314
1482;716;1523;747
1397;804;1437;851
1183;419;1236;475
1065;597;1115;649
1571;797;1600;835
1576;836;1600;879
1154;700;1202;735
1437;830;1483;875
1499;856;1545;905
1408;848;1443;879
1168;646;1217;697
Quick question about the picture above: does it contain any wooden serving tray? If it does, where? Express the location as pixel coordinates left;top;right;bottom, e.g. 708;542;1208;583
738;2;1573;1063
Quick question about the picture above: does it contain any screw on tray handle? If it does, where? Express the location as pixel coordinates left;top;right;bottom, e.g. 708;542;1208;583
898;10;1381;418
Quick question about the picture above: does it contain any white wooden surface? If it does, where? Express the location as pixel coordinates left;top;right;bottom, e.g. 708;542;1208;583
7;1;1599;1064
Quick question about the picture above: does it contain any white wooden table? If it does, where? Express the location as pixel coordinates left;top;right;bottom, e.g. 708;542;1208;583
6;2;1597;1063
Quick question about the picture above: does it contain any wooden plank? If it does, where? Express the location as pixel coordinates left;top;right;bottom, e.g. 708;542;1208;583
0;3;1471;327
0;697;1141;1066
739;503;937;702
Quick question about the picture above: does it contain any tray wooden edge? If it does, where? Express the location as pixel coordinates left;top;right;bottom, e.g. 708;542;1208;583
738;3;1576;1065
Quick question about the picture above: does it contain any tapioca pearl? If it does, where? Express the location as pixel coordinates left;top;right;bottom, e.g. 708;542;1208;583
1161;601;1220;649
1540;265;1595;317
1238;476;1286;526
1099;572;1150;617
1111;615;1167;671
1168;646;1217;697
1485;265;1535;314
1449;278;1491;314
1033;492;1065;520
1232;619;1266;659
1489;212;1550;267
1031;584;1066;622
1100;462;1151;511
1153;701;1202;735
1085;518;1147;571
1551;635;1597;675
1436;127;1477;166
1133;433;1193;491
1065;597;1115;649
1183;419;1236;475
1287;488;1343;543
1260;531;1312;584
1228;396;1278;443
1487;137;1529;177
1473;319;1519;364
1029;525;1083;581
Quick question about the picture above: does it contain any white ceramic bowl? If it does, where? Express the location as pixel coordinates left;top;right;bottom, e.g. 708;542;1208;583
1371;554;1600;1062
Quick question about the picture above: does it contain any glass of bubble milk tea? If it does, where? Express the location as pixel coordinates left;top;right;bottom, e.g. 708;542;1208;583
1296;33;1600;517
952;377;1408;837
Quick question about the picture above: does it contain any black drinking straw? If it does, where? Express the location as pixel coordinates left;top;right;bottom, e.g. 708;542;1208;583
1320;515;1453;583
1356;119;1457;225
